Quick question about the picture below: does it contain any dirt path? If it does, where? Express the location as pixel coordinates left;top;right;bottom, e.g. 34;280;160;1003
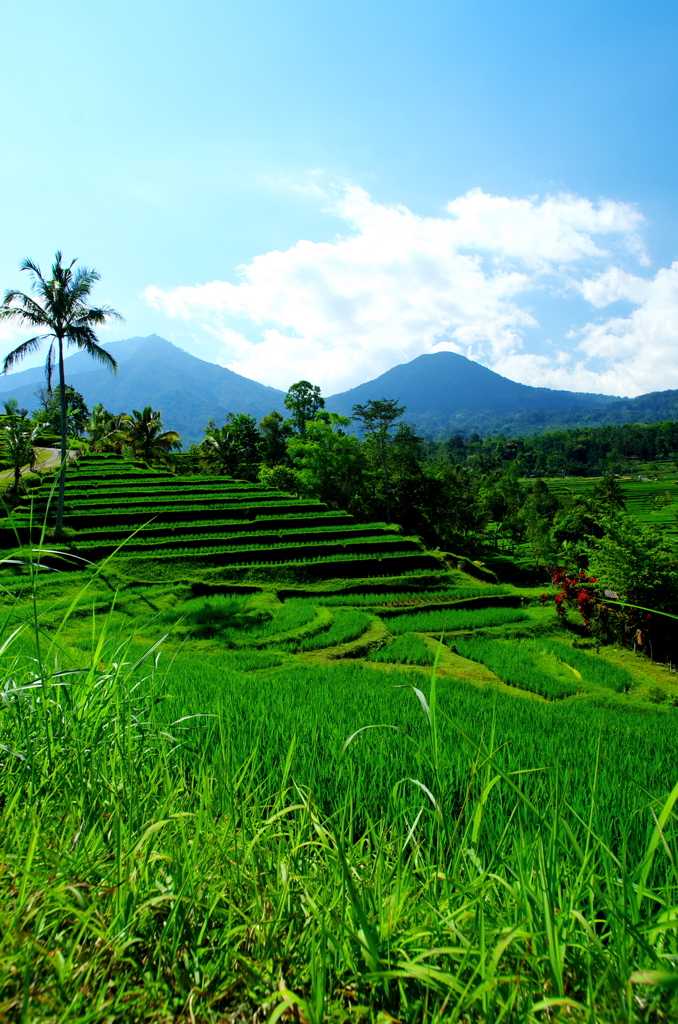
0;448;78;485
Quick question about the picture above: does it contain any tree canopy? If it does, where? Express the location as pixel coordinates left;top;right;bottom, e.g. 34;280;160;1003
0;253;122;534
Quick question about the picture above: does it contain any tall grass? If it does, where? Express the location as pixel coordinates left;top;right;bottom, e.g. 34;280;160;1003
2;550;678;1020
279;607;372;651
387;605;529;634
455;636;580;700
316;585;508;606
369;631;436;666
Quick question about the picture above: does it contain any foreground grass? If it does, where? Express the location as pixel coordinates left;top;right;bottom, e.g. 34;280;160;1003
1;569;678;1022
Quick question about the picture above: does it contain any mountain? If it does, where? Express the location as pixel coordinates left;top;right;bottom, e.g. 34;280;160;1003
0;336;286;445
326;352;621;437
1;335;677;443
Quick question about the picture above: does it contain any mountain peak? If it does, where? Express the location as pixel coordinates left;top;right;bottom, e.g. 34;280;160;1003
0;336;673;443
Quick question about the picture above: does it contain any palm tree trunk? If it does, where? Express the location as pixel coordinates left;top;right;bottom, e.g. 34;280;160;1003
380;441;391;524
55;336;68;539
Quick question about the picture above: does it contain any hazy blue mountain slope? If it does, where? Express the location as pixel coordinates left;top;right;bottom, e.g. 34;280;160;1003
0;336;286;444
2;336;676;443
327;352;621;436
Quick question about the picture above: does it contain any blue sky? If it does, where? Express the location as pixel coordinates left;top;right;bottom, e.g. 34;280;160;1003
2;0;677;397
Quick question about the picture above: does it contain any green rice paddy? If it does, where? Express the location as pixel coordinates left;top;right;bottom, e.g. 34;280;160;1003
2;454;678;1021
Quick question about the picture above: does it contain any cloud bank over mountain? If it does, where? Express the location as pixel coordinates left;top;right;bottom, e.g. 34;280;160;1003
144;185;673;397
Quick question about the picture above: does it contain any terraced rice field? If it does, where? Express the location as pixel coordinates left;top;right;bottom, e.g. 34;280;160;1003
547;473;678;537
3;455;678;1021
2;453;440;582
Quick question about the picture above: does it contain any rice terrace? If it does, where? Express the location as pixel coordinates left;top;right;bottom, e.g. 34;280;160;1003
2;393;678;1022
7;3;678;1020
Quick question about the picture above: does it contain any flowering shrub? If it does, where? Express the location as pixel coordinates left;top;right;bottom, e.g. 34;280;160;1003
550;567;599;624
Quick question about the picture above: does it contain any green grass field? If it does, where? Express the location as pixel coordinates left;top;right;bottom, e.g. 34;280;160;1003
547;473;678;539
2;457;678;1021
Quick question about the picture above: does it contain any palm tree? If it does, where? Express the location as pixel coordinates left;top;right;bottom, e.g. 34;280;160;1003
0;253;122;536
201;422;242;476
86;404;127;453
593;474;627;510
2;397;29;419
2;417;40;494
122;407;180;463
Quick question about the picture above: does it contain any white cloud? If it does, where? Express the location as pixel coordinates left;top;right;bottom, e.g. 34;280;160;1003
490;263;678;396
443;189;647;268
579;267;650;307
144;184;665;395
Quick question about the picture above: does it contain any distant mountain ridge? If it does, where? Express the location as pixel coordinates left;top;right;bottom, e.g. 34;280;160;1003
327;353;622;436
0;336;286;444
1;334;676;443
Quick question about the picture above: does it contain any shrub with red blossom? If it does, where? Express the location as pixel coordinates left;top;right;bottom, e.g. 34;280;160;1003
550;567;599;624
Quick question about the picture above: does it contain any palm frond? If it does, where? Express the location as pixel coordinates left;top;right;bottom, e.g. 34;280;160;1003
73;303;124;326
2;336;49;373
70;265;101;301
0;292;54;331
65;330;118;374
18;257;45;287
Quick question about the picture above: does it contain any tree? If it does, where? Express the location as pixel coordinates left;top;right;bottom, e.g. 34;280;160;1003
1;417;40;493
284;381;325;436
34;386;89;438
593;474;627;510
587;517;678;659
0;253;122;536
259;410;292;466
352;398;405;523
288;412;365;510
2;397;28;419
85;404;127;453
201;414;261;479
122;407;180;463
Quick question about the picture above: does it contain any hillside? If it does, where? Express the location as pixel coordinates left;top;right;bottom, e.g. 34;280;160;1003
327;352;623;436
0;335;286;444
2;453;678;1022
3;334;678;441
3;451;438;584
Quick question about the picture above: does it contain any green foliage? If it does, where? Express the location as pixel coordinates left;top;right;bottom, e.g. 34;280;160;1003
122;405;181;463
593;473;627;509
433;419;678;474
259;408;293;465
369;631;435;665
284;379;325;435
34;384;89;437
386;605;529;635
2;561;678;1022
455;637;580;700
0;415;39;492
84;403;127;452
288;411;365;509
352;397;406;522
200;412;262;478
588;516;678;656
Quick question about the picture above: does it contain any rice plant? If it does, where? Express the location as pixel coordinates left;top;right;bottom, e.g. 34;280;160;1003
316;584;508;606
454;636;580;699
537;637;635;692
2;527;678;1020
280;607;372;651
369;631;436;665
387;605;529;634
